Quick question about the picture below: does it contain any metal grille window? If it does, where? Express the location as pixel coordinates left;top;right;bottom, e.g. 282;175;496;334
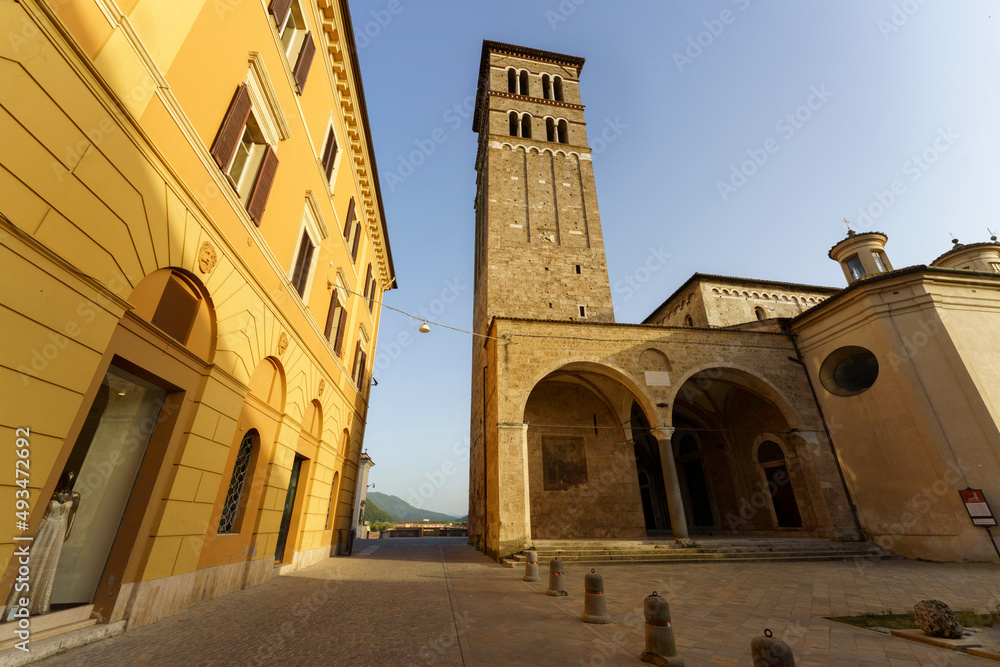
219;429;257;534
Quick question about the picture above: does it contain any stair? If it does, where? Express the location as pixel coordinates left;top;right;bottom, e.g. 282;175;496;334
501;537;899;568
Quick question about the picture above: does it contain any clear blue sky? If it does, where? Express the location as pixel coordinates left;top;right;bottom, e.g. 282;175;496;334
351;1;1000;517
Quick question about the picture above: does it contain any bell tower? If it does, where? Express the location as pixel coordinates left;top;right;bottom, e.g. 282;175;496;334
471;41;615;333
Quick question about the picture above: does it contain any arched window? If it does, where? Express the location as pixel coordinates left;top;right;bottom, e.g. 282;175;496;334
519;70;529;96
557;119;569;144
684;315;693;327
325;471;339;530
507;68;517;94
542;74;552;99
509;111;519;137
546;118;555;142
554;76;564;101
758;441;785;463
219;429;258;534
754;306;766;321
520;114;532;139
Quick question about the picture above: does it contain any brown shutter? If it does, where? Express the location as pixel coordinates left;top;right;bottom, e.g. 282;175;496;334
269;0;293;28
363;264;373;300
343;197;355;238
358;351;368;389
351;341;362;381
246;145;278;225
210;84;251;170
333;309;347;356
323;133;338;181
292;33;316;95
351;223;361;262
368;280;377;311
324;290;338;339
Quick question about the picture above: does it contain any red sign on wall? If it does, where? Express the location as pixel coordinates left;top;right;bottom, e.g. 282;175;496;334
960;489;997;527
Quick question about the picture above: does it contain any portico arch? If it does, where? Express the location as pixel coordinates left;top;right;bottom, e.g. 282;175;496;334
520;361;688;540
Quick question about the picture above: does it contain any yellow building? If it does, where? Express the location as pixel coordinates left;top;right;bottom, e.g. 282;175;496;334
0;0;394;639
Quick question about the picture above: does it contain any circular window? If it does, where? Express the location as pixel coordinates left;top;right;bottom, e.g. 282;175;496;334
819;346;879;396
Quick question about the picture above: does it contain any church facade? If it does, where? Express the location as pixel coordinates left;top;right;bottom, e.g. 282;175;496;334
468;41;1000;565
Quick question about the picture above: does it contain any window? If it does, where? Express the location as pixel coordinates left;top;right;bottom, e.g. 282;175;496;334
546;118;555;142
873;250;888;273
578;305;587;318
219;429;258;534
819;346;879;396
519;70;529;96
684;315;693;327
845;254;866;281
320;125;339;183
557;119;569;144
362;263;375;311
290;229;315;297
509;111;518;137
210;84;279;225
754;306;766;321
271;0;316;94
325;472;339;530
507;68;517;94
324;286;348;355
553;76;564;101
575;265;581;274
990;262;1000;273
352;332;369;389
151;273;202;344
343;197;361;262
542;74;552;99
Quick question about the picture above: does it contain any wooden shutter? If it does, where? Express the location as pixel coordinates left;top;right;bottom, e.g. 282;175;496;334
322;132;337;181
368;280;377;311
292;32;316;95
343;197;355;238
246;145;278;225
324;290;338;339
351;223;361;262
362;264;373;300
333;309;347;356
269;0;293;28
358;351;368;389
351;341;362;381
210;84;251;170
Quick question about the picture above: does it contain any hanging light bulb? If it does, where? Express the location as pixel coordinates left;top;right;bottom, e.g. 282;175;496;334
418;321;430;333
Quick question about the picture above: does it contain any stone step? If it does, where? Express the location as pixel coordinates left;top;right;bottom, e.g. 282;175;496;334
0;619;126;667
515;547;889;561
504;552;894;568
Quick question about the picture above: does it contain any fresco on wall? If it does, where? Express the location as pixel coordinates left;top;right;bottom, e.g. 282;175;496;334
542;437;588;491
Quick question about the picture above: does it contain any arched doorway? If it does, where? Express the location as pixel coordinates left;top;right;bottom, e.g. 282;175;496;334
671;368;813;534
629;402;670;532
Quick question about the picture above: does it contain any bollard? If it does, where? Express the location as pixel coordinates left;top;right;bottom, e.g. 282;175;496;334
522;550;541;582
751;629;795;667
581;569;610;624
545;557;567;597
640;592;684;666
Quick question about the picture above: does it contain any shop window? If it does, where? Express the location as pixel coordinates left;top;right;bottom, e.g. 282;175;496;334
219;429;259;534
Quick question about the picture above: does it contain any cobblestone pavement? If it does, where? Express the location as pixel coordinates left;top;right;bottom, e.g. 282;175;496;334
32;538;1000;666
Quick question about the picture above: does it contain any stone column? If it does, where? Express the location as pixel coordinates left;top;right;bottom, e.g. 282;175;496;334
497;422;532;556
654;427;689;540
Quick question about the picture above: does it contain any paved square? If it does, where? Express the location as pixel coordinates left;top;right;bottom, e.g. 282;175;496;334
31;538;1000;665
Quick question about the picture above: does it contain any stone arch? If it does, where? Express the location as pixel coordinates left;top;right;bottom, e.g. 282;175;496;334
303;399;322;439
127;267;216;361
666;364;805;431
247;356;286;414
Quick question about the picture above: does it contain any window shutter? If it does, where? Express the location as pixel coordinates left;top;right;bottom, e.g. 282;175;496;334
351;223;361;262
333;309;347;356
246;145;278;225
358;351;368;389
323;133;338;181
343;197;355;238
351;341;362;380
269;0;293;29
292;32;316;95
324;289;338;339
363;264;373;300
210;84;252;170
368;280;377;311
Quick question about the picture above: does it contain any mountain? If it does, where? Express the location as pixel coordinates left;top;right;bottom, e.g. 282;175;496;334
367;492;464;523
363;499;393;523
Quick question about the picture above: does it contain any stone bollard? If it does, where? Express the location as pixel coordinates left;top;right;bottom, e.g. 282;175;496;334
751;629;795;667
581;569;610;624
545;557;567;596
640;592;684;666
522;550;541;582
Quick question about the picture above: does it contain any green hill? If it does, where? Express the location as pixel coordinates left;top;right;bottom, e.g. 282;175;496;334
362;499;393;524
367;492;463;523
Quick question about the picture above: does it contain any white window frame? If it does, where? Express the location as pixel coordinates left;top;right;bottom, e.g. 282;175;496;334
288;195;330;302
228;115;267;203
276;0;308;62
320;115;343;188
246;53;291;146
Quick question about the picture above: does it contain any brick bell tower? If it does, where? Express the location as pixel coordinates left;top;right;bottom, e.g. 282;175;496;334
469;41;614;553
471;41;615;331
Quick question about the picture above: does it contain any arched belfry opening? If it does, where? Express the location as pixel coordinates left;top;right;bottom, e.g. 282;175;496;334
671;368;815;535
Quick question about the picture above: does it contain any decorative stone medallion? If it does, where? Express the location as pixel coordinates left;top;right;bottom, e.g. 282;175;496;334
278;332;289;356
198;241;218;274
318;379;326;396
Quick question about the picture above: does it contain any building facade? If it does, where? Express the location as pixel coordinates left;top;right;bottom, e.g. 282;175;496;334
1;0;393;636
468;41;1000;565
